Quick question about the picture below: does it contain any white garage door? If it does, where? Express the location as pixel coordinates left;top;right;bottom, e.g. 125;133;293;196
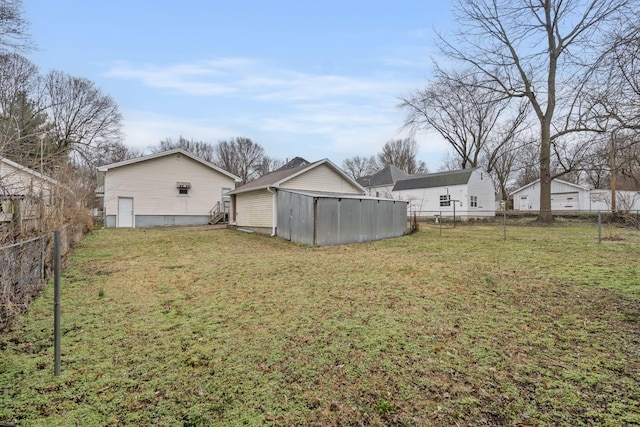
551;192;579;210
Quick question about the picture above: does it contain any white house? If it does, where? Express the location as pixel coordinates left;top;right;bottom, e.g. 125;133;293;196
0;157;61;224
511;178;640;212
392;167;496;219
356;165;411;198
97;149;241;228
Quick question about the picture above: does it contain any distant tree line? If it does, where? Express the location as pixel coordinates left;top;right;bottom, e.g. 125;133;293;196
149;136;283;184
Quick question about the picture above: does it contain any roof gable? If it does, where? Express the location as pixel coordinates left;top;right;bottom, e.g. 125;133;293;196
510;178;589;196
1;157;61;187
393;168;479;191
229;158;364;194
96;149;241;182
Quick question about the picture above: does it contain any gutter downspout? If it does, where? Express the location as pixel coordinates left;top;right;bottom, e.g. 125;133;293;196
267;186;277;237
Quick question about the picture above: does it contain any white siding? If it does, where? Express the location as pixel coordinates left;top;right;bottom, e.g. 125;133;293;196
465;169;495;215
282;164;362;194
589;190;640;211
395;185;467;216
103;153;236;218
511;180;591;211
234;189;273;228
393;169;495;218
0;160;56;199
367;184;394;198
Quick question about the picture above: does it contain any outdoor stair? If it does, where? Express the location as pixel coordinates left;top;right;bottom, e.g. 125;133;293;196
209;212;226;224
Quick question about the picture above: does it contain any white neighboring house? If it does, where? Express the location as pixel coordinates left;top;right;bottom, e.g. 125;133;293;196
356;165;411;198
0;157;61;224
511;178;640;212
392;167;496;219
97;149;241;228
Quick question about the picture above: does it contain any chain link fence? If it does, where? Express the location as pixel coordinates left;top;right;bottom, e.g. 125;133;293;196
0;223;83;329
410;209;640;239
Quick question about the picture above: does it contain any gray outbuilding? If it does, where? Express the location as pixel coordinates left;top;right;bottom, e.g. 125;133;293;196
276;189;408;245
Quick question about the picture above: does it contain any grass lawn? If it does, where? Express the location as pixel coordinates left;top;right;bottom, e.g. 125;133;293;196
1;224;639;426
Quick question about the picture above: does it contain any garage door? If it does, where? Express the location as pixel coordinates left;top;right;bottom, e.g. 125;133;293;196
551;192;579;210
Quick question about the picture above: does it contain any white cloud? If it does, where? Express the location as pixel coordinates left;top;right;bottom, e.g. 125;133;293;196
106;58;416;102
122;110;237;150
107;56;446;166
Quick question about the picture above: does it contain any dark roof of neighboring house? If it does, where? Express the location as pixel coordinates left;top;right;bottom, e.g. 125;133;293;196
393;168;480;191
357;165;411;187
274;157;310;172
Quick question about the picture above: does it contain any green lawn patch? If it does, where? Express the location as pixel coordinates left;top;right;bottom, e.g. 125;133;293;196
1;225;639;426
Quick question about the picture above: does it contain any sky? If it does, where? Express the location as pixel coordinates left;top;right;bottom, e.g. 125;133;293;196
23;1;453;170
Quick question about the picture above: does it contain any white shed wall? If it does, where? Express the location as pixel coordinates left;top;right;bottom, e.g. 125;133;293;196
511;180;590;211
588;190;640;211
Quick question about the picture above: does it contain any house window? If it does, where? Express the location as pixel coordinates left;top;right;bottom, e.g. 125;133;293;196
470;196;478;207
439;194;450;207
177;181;191;196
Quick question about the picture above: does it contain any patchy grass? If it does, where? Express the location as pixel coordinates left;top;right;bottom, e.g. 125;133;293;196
1;225;639;426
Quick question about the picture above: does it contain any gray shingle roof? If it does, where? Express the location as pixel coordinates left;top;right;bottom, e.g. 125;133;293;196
357;165;411;187
393;168;479;191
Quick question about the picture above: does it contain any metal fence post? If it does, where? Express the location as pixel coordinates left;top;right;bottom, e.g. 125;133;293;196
54;230;61;376
598;212;602;245
503;205;507;241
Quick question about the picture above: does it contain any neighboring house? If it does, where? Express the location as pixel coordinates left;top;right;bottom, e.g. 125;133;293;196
392;167;496;219
0;157;61;224
357;165;411;198
97;149;241;228
228;158;408;245
511;178;640;212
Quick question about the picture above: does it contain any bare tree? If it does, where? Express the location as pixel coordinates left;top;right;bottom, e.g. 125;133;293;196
150;136;216;163
0;53;46;165
400;68;529;171
255;156;285;177
594;14;640;131
0;0;33;53
513;139;541;190
377;138;428;175
43;69;122;166
440;0;632;221
342;155;378;180
213;137;266;184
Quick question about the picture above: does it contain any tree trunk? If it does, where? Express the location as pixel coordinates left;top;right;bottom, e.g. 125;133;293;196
610;134;617;213
538;121;553;222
